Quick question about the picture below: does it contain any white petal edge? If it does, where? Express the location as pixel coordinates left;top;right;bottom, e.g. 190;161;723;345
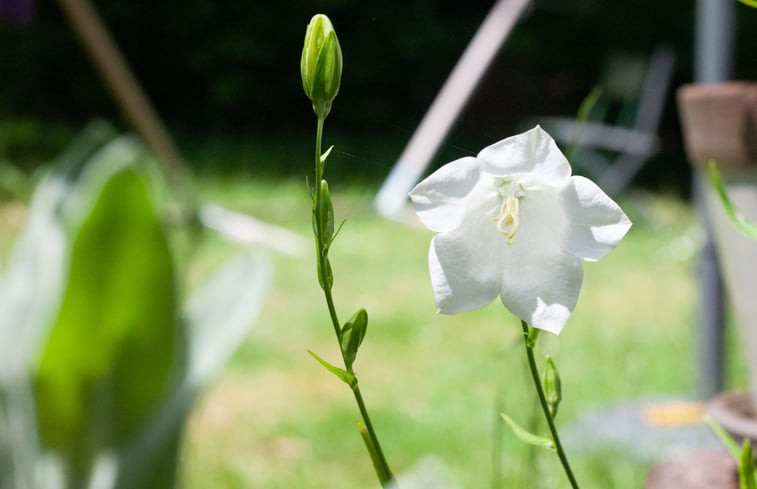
560;175;632;261
477;126;571;184
409;156;481;233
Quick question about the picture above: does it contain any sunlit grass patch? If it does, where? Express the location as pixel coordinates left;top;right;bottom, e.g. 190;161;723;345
177;179;712;489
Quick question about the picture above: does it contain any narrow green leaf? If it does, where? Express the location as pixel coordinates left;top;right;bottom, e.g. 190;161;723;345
738;0;757;8
358;422;392;487
739;439;757;489
341;309;368;369
566;86;603;161
705;416;742;459
709;161;757;239
501;413;556;452
307;350;356;387
320;145;334;164
332;219;346;244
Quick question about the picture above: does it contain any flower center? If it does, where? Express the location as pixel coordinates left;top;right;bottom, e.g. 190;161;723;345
492;177;524;245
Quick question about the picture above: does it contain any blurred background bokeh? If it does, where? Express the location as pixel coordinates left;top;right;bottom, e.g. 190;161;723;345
3;2;757;488
1;0;755;191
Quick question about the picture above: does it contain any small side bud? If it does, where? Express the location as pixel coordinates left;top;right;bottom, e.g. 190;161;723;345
341;308;368;369
543;355;562;419
300;14;343;118
318;179;335;242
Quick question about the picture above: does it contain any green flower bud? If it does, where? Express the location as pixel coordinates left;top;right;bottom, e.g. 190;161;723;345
543;355;562;419
301;14;343;118
340;308;368;370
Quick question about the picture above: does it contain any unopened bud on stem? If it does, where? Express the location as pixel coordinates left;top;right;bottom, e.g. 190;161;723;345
301;14;342;118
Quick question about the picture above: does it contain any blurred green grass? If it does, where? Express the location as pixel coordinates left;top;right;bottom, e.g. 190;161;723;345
0;177;746;488
178;179;744;489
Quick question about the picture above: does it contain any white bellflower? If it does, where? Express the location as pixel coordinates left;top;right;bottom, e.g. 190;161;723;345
409;126;631;334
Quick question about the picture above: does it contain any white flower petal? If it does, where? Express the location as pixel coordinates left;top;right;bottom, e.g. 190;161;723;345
409;157;480;233
560;176;632;261
494;182;582;334
499;250;583;335
429;217;501;315
477;126;571;183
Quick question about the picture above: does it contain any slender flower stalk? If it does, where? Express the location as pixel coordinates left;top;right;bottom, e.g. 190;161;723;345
302;13;394;487
521;320;579;489
310;116;394;486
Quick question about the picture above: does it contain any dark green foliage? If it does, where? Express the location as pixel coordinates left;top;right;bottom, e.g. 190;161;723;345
1;1;756;188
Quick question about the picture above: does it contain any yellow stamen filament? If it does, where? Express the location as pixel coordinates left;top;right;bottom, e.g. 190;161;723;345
492;179;524;245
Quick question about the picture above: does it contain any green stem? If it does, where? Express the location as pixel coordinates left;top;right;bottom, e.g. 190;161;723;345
315;116;325;184
312;115;395;487
520;320;579;489
354;385;394;485
321;280;393;484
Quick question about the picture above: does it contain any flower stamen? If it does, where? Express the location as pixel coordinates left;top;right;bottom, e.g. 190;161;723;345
492;178;524;245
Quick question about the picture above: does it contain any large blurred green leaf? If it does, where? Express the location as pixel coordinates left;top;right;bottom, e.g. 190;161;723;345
114;251;272;489
33;141;181;476
3;128;273;488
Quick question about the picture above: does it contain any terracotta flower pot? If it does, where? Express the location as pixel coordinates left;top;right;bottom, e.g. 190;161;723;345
678;82;757;168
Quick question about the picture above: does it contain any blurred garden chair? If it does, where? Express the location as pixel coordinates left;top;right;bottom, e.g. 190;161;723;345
528;45;675;196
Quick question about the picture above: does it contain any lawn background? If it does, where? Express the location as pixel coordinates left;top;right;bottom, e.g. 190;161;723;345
169;177;745;489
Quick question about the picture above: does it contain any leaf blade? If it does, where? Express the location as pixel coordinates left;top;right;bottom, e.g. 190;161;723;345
501;413;556;452
708;161;757;240
307;350;355;387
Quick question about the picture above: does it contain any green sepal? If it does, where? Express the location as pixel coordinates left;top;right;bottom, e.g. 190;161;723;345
739;439;757;489
526;325;540;348
543;355;562;419
501;413;555;452
340;309;368;369
307;349;356;387
709;161;757;240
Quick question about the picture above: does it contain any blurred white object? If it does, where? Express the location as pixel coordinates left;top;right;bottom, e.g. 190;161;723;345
387;456;462;489
199;204;308;257
374;0;532;218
